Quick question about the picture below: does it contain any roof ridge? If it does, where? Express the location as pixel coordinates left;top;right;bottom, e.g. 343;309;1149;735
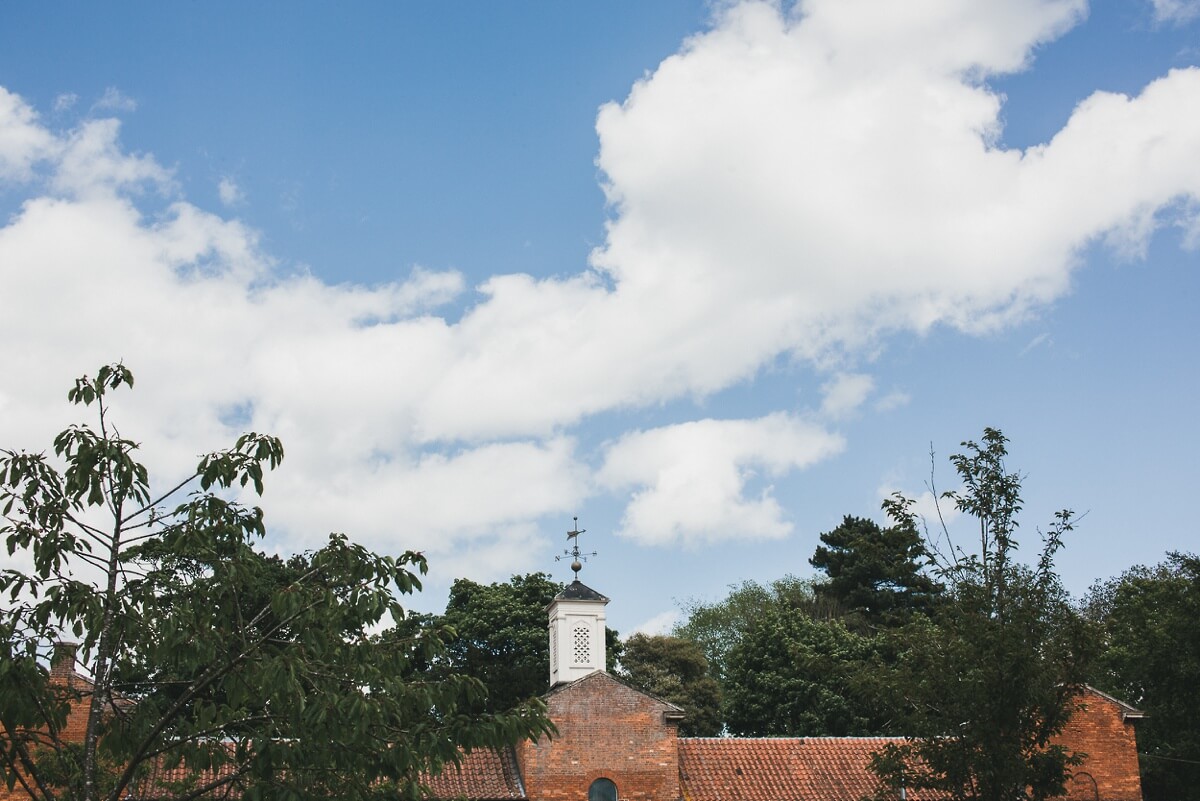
679;735;907;742
547;670;685;714
1081;684;1145;718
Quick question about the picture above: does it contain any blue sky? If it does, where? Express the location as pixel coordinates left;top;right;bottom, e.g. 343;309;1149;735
0;0;1197;637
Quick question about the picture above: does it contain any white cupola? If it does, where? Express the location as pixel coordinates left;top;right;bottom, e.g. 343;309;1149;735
548;579;609;687
548;518;608;686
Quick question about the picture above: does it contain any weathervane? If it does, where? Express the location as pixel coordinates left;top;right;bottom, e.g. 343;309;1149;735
556;517;597;580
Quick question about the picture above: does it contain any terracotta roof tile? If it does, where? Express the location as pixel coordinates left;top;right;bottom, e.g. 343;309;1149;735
423;747;526;800
679;737;943;801
123;746;524;801
128;755;244;801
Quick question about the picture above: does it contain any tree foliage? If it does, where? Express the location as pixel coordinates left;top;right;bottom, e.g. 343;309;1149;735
723;608;896;737
810;515;942;626
675;576;890;736
673;575;837;687
0;365;551;801
1084;552;1200;801
618;634;721;737
430;573;621;713
870;428;1092;801
437;573;560;713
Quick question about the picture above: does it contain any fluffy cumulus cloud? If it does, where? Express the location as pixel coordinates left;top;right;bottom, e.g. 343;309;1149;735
418;0;1200;443
593;0;1200;356
2;0;1200;566
0;87;58;181
597;414;844;545
820;373;875;419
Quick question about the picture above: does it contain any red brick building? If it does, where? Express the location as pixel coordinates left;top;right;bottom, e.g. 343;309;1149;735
11;581;1146;801
423;579;1145;801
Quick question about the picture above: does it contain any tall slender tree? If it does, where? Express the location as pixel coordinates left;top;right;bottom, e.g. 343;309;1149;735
870;429;1092;801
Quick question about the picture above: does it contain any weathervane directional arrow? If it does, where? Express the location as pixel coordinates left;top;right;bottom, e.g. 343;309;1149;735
556;516;597;580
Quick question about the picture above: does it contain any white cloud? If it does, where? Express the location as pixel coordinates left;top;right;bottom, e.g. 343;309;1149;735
303;1;1200;447
1020;332;1051;355
54;93;79;113
879;483;962;534
0;87;57;181
631;609;680;636
3;0;1200;570
1149;0;1200;23
597;414;844;546
874;390;911;412
0;131;483;558
218;176;244;206
52;119;173;199
592;0;1200;356
93;87;137;112
820;373;874;419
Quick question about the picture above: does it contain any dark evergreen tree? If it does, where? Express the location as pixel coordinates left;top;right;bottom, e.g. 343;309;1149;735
810;515;942;625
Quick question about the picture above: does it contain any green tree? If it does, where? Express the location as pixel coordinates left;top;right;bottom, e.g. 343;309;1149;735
438;573;560;713
723;608;895;737
810;515;942;626
870;428;1092;801
1084;552;1200;801
675;576;887;735
0;365;551;801
673;575;834;686
434;573;622;712
618;634;722;737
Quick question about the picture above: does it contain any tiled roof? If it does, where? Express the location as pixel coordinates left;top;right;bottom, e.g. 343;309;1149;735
679;737;944;801
123;746;525;801
423;747;527;800
127;755;244;801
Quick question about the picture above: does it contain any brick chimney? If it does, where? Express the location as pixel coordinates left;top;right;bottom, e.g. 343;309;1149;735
51;641;78;686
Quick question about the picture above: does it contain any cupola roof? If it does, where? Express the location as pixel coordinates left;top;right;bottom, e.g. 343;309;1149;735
554;580;609;603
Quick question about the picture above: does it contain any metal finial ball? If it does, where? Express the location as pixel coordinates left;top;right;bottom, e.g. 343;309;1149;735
571;559;582;574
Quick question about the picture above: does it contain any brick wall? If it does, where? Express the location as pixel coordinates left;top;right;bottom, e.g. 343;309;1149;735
517;672;682;801
49;643;91;745
0;644;91;801
1056;688;1144;801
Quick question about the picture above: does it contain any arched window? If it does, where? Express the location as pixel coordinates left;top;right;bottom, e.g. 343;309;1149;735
588;778;617;801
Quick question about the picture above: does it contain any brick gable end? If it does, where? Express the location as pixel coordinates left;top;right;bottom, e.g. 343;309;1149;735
517;673;682;801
